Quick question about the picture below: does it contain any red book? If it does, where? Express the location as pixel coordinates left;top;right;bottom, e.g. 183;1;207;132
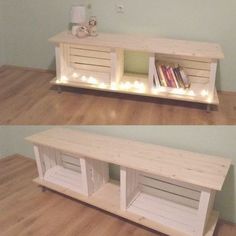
161;65;171;87
166;67;177;88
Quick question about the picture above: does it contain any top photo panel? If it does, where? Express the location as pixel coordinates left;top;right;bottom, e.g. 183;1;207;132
0;2;235;125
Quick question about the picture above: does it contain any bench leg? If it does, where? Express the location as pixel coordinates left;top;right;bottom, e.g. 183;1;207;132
206;104;211;113
41;186;47;192
57;85;62;94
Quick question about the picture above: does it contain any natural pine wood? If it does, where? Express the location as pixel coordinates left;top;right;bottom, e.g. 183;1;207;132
0;65;236;125
0;155;235;236
26;128;231;191
49;31;224;59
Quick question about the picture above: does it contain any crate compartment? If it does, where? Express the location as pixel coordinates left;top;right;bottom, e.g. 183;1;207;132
35;145;109;196
121;167;206;236
149;53;216;101
59;43;112;85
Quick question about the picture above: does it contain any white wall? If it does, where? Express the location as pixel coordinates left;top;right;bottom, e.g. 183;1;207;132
1;126;236;223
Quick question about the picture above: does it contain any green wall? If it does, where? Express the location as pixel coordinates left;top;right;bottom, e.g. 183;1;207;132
0;127;10;158
0;0;236;91
1;0;84;69
86;0;236;92
0;126;235;223
0;0;5;66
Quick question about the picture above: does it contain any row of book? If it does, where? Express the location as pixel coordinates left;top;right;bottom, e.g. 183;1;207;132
154;62;191;89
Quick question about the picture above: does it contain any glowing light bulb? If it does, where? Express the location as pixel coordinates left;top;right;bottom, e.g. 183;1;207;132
81;76;87;82
187;90;195;96
201;90;209;97
61;76;68;83
72;72;79;79
88;77;98;84
99;83;107;89
124;81;132;89
111;82;117;90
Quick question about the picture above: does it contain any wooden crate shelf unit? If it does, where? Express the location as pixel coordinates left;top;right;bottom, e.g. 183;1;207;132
26;128;231;236
50;31;224;107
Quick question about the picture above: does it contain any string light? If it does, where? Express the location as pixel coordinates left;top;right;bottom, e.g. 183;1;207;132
58;71;202;98
72;72;79;79
201;90;209;97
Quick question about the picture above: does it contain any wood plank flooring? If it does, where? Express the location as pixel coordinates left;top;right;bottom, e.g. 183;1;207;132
0;65;236;125
0;155;236;236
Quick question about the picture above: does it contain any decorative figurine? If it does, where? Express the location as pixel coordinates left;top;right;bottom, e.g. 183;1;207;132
88;16;98;37
77;25;89;38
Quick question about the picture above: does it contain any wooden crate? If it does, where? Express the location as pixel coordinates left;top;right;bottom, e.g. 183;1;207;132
121;167;216;236
56;43;124;86
34;145;109;196
149;53;217;102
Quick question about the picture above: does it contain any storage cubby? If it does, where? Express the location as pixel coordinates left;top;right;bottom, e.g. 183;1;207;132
34;145;109;196
120;167;206;235
60;43;112;85
149;53;217;102
50;31;224;108
27;128;231;236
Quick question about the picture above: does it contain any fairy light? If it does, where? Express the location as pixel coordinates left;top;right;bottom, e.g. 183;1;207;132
187;90;195;96
60;76;68;83
72;72;79;79
201;89;209;97
110;82;117;90
88;77;98;84
170;88;185;95
98;83;107;89
81;76;87;82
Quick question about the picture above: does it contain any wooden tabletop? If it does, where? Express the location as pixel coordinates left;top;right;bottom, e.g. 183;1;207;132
26;128;231;191
49;31;224;59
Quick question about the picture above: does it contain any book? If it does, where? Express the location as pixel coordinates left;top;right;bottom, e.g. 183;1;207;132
170;67;179;88
154;60;191;89
179;66;191;89
156;63;167;87
161;65;172;87
153;63;161;87
166;66;178;88
173;67;185;88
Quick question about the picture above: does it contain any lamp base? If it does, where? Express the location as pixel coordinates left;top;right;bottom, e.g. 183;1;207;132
72;25;79;36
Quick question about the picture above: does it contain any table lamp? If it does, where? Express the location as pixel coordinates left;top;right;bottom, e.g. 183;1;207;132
71;5;86;36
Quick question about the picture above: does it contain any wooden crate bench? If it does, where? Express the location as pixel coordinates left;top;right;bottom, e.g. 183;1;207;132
49;31;224;109
26;128;231;236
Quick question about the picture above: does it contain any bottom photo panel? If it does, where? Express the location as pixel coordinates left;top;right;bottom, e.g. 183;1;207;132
0;126;235;236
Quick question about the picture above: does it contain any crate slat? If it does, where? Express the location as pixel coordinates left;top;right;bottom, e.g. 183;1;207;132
70;48;111;59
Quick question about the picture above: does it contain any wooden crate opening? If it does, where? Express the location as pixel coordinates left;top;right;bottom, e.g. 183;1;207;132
121;167;203;235
35;145;109;196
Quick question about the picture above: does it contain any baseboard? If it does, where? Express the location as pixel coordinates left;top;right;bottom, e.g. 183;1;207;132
0;64;56;74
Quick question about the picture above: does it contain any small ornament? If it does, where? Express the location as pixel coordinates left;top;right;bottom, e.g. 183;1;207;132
88;16;98;37
77;25;89;38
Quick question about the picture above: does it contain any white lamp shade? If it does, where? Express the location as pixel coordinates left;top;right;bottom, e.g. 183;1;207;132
71;6;86;24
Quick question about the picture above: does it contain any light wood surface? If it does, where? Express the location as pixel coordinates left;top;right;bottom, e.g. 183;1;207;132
49;31;224;59
1;66;236;125
0;155;235;236
26;128;231;190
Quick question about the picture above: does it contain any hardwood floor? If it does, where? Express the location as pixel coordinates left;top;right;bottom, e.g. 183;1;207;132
0;65;236;125
0;155;236;236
